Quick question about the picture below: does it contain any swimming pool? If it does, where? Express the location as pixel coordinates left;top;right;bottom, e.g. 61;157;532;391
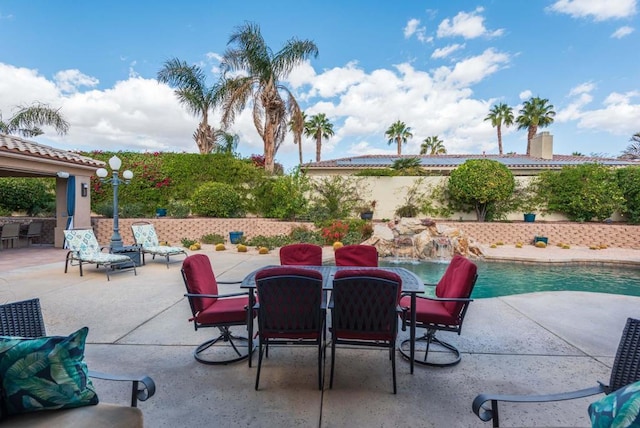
379;259;640;298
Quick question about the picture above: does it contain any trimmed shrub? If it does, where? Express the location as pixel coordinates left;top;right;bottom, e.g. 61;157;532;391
190;182;244;218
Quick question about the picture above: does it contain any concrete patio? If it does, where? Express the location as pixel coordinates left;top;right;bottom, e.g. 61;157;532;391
1;245;639;427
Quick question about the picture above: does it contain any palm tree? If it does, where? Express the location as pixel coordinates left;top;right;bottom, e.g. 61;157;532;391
304;113;334;162
0;102;69;138
484;103;514;155
420;135;446;155
288;111;306;166
218;22;318;173
385;120;413;155
621;132;640;159
157;58;225;154
214;132;239;155
516;97;555;155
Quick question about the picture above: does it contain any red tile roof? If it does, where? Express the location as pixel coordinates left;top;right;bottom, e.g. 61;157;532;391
0;133;104;168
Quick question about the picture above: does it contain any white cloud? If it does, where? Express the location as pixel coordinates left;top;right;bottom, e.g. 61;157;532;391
440;48;510;88
611;26;635;38
547;0;637;21
437;7;504;39
431;43;465;59
403;18;430;43
519;90;533;100
54;69;100;93
568;81;596;96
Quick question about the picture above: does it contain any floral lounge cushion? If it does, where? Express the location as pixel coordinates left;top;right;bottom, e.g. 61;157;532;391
589;380;640;428
0;327;98;417
131;224;160;248
142;246;185;256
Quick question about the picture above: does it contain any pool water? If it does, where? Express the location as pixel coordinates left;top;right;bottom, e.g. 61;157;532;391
379;259;640;298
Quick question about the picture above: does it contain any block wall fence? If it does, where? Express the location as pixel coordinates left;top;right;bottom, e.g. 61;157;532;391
2;217;640;250
91;218;640;250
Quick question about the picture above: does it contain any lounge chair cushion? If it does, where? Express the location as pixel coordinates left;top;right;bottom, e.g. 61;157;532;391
0;403;143;427
142;245;185;256
0;327;98;417
588;380;640;427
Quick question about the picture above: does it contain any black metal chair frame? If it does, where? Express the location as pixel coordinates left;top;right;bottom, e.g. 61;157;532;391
131;221;187;268
181;267;252;365
330;273;401;394
0;298;155;407
472;317;640;427
400;273;478;367
254;270;326;390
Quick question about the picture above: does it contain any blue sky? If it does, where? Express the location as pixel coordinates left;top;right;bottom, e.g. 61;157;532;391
1;0;639;171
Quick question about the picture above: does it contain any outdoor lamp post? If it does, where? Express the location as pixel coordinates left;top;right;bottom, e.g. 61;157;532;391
96;156;133;250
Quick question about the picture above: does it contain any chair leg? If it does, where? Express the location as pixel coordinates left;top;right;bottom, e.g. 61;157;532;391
317;341;323;390
194;327;251;365
391;343;397;394
255;339;265;390
330;339;336;389
165;255;170;268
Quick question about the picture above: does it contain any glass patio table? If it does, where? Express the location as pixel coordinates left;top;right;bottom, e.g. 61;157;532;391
241;265;423;374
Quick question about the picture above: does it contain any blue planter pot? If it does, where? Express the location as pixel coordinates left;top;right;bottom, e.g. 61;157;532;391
156;208;167;217
523;213;536;222
534;236;548;245
229;231;244;244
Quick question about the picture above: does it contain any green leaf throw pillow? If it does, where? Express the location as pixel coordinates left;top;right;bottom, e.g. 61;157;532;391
0;326;99;416
589;380;640;428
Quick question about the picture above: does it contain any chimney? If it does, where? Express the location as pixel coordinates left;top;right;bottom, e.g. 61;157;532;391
530;132;553;160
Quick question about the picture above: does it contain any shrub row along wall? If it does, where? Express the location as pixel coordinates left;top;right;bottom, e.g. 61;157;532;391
91;217;640;250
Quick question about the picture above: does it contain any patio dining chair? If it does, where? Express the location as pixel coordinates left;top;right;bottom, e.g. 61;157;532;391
1;222;20;250
334;244;379;267
473;317;640;427
0;298;155;427
131;221;187;268
279;243;323;266
20;221;43;246
254;266;326;390
399;254;478;367
181;254;253;365
63;229;136;281
330;269;402;394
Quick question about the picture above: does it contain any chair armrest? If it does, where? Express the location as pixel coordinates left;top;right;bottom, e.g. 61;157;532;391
88;370;156;407
415;294;474;303
184;291;247;299
217;280;242;285
472;384;605;424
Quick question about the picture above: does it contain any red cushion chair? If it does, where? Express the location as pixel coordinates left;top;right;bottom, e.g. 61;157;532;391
181;254;252;365
334;244;378;267
399;254;478;367
254;266;326;390
279;243;323;266
330;269;402;394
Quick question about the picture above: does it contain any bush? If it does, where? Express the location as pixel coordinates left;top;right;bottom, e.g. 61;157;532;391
617;166;640;223
201;233;226;244
447;159;515;222
168;200;190;218
190;182;244;218
245;234;291;250
289;226;323;245
308;176;365;222
538;164;624;222
94;201;114;218
181;238;198;248
0;178;54;216
251;169;310;220
120;203;146;218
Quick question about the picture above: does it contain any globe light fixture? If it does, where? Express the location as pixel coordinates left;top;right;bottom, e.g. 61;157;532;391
96;155;134;250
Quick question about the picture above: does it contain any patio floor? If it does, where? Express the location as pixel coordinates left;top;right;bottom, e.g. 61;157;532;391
1;244;639;427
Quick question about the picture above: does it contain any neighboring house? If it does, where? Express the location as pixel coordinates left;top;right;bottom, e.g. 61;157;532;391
302;133;637;177
302;132;640;221
0;134;103;247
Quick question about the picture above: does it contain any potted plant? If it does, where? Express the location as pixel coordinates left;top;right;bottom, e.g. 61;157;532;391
518;180;542;222
358;200;376;220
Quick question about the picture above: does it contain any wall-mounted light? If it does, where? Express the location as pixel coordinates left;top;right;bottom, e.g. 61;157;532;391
81;183;88;197
57;171;70;178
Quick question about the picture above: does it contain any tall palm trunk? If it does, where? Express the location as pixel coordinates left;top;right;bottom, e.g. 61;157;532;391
396;137;402;155
526;125;537;155
497;125;503;155
315;133;322;162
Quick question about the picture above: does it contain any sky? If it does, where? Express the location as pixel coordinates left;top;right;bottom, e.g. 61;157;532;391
1;0;639;171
